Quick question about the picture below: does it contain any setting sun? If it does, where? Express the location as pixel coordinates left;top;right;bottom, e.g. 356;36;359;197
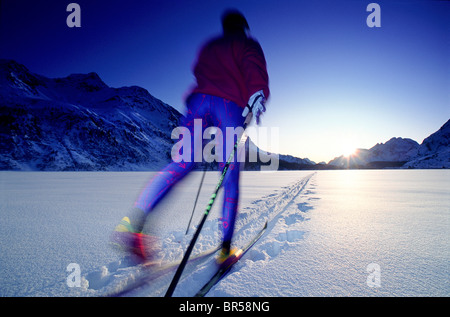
342;143;357;157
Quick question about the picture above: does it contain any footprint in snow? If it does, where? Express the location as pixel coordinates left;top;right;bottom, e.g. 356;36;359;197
297;202;313;213
284;213;305;225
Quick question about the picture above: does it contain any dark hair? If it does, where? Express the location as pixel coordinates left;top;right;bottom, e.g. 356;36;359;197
221;9;249;34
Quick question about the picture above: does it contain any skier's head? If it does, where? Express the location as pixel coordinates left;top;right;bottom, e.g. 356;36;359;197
221;9;249;36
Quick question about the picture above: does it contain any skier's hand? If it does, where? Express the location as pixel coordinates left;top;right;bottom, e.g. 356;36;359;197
242;90;266;125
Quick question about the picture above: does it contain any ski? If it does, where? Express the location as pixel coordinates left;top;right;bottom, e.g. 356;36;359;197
105;246;220;297
194;221;268;297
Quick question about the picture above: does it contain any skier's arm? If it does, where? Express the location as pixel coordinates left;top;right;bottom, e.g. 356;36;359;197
242;40;270;101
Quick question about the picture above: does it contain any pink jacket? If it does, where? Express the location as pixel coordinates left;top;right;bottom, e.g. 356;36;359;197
190;34;270;109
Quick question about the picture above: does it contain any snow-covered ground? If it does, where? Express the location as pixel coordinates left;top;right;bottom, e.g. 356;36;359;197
0;170;448;297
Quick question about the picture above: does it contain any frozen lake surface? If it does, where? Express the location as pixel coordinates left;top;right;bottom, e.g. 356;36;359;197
0;170;448;296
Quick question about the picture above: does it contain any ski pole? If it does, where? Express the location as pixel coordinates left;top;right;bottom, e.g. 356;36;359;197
164;112;253;297
185;166;207;235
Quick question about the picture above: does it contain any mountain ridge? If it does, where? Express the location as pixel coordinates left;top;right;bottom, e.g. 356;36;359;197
327;120;449;169
0;60;448;170
0;59;182;171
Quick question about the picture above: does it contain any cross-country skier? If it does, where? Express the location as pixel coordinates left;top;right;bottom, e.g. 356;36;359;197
112;9;269;265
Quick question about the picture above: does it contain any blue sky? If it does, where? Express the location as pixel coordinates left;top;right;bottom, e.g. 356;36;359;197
1;0;448;163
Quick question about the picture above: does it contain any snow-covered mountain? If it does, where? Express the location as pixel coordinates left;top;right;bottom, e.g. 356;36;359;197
404;119;450;169
328;120;450;169
1;60;447;171
0;59;315;171
243;137;315;171
0;59;182;170
328;137;420;168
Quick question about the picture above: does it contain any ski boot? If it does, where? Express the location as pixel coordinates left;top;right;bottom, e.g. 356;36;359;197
216;247;239;267
110;216;158;264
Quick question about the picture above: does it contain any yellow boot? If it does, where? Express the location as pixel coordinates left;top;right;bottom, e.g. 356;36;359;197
216;247;238;266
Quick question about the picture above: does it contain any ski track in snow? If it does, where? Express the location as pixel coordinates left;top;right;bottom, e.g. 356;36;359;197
234;172;315;255
86;172;317;297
